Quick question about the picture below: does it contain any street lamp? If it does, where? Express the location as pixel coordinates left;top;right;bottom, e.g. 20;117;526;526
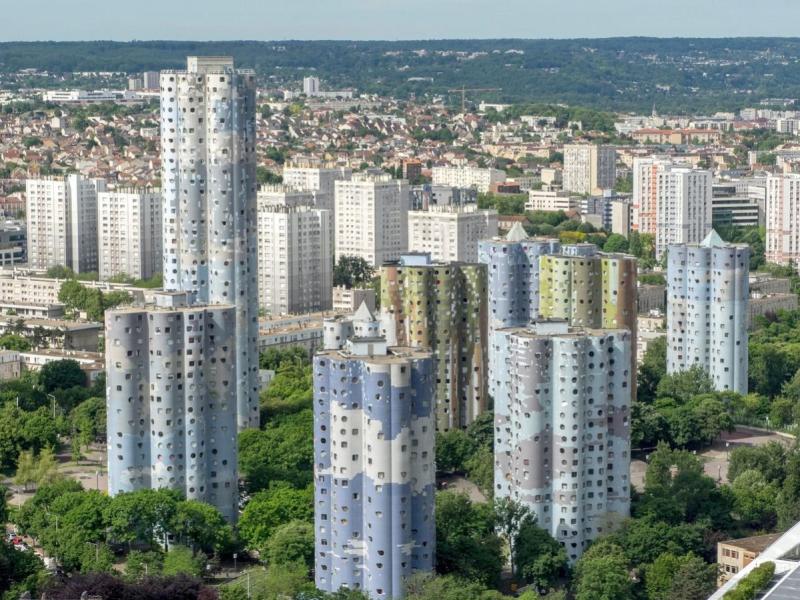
47;394;56;419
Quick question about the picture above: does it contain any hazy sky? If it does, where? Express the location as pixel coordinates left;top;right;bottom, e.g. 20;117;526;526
1;0;799;41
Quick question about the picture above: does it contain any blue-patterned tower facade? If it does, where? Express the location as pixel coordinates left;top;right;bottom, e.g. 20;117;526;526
492;320;632;562
313;338;436;599
160;56;260;430
105;302;239;522
667;231;750;393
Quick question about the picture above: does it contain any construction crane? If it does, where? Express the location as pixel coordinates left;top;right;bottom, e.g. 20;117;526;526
446;86;502;112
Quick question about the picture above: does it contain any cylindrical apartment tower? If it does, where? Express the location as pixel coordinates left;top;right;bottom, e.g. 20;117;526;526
106;304;239;522
313;342;435;599
492;321;632;562
160;57;259;431
667;233;749;394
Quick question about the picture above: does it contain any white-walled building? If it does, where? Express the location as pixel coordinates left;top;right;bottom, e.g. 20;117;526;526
334;173;410;266
431;166;506;193
765;173;800;271
26;175;107;273
282;164;352;204
667;231;750;394
407;205;498;262
97;188;162;281
633;156;712;259
256;204;332;315
563;144;617;195
526;189;581;213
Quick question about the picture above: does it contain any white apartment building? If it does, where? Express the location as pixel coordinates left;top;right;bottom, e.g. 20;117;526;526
303;76;320;95
257;204;332;315
765;173;800;272
431;166;506;193
633;156;712;259
526;189;581;213
563;144;617;195
97;188;162;281
334;173;410;266
281;164;352;205
407;205;498;263
26;175;107;273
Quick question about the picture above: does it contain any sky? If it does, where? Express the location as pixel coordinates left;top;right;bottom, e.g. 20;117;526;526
1;0;799;41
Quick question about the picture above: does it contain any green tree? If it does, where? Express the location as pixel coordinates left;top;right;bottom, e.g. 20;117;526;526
436;429;476;473
0;333;30;351
172;499;234;554
39;359;86;392
573;540;634;600
656;366;715;403
333;256;375;289
637;336;667;404
493;497;534;576
645;552;716;600
435;492;503;586
239;410;313;492
515;520;568;590
124;550;164;581
162;545;204;577
602;234;629;253
238;484;313;553
731;469;779;529
265;520;314;569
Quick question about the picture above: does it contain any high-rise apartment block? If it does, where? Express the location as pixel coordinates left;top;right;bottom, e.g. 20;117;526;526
105;301;239;522
313;338;436;599
431;166;506;193
563;144;617;195
106;56;259;523
407;205;498;263
492;319;632;562
160;56;259;430
97;188;162;281
765;173;800;271
633;156;712;259
334;173;410;267
479;230;638;403
303;76;320;96
667;231;750;394
380;253;487;430
282;163;352;204
256;203;332;315
26;174;107;273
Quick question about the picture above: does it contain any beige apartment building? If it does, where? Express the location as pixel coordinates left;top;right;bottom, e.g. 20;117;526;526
257;204;332;315
26;175;107;273
334;173;410;266
563;144;617;195
97;188;162;281
407;204;498;263
765;173;800;272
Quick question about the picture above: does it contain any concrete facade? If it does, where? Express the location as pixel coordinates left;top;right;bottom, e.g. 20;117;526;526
380;254;488;431
26;175;107;273
430;166;506;193
479;230;638;404
563;144;617;195
105;304;239;522
256;203;332;315
334;173;410;267
765;173;800;272
160;56;260;430
313;341;436;599
407;205;498;263
492;320;632;562
633;156;712;260
667;231;750;394
97;188;162;281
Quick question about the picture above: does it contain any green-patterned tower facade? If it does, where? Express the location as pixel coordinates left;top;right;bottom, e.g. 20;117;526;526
381;253;488;431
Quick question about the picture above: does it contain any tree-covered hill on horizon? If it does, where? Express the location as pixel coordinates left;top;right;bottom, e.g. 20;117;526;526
4;38;800;112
